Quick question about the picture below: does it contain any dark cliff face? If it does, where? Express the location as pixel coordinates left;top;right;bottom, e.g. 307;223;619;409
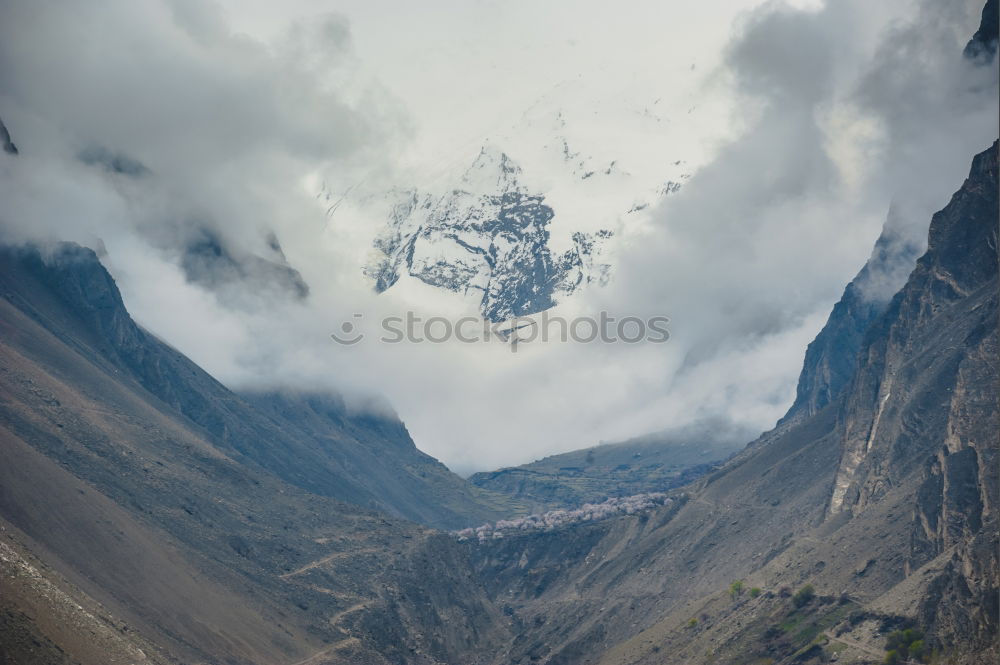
78;145;149;176
781;273;889;426
0;115;17;155
832;142;998;516
964;0;998;61
0;242;518;530
180;227;311;303
831;142;999;653
781;209;925;426
781;0;996;430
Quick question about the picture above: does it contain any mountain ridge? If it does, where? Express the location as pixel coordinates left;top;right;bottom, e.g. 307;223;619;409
0;241;518;664
459;141;998;664
468;418;749;511
363;146;614;322
0;242;521;530
0;139;994;665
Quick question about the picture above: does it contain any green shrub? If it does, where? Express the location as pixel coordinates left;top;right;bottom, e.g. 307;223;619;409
729;580;744;599
749;587;762;598
885;627;926;662
792;584;815;608
687;617;698;628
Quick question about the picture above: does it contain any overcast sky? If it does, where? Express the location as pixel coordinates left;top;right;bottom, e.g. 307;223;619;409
1;0;996;474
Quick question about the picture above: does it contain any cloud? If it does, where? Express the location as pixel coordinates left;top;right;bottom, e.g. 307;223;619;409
0;0;403;251
551;0;995;470
0;0;995;474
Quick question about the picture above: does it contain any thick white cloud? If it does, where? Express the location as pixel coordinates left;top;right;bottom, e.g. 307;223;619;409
0;0;995;474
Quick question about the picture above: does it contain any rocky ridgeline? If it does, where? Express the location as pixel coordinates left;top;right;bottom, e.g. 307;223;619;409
455;491;673;542
365;146;613;321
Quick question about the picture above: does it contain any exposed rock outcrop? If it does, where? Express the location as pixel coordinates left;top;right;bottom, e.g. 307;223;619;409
781;206;924;426
0;115;17;155
366;147;612;321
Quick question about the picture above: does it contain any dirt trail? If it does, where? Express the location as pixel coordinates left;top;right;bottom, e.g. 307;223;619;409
288;638;362;665
279;548;379;579
328;602;367;628
823;630;884;660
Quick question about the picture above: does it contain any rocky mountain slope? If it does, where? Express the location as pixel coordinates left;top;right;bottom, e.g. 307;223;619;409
469;419;749;511
0;242;519;531
779;208;924;427
463;141;998;665
178;227;311;306
0;242;526;664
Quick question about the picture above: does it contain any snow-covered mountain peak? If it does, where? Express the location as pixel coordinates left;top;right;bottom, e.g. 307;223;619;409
459;145;524;195
358;147;613;322
318;80;714;324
